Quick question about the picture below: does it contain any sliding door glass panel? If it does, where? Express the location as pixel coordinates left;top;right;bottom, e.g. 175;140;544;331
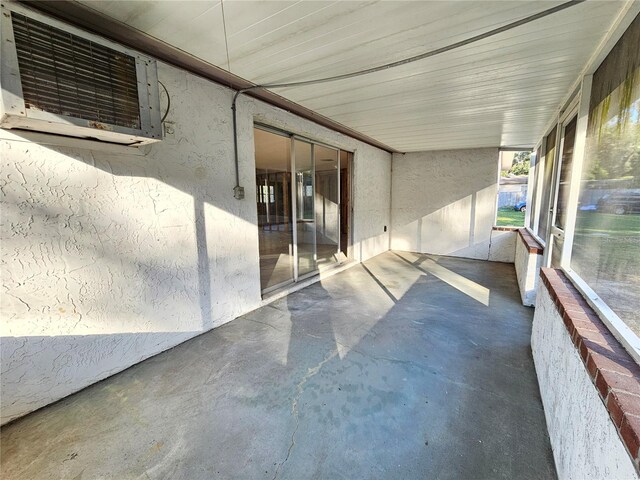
340;151;352;256
254;128;294;291
295;140;317;276
314;145;339;267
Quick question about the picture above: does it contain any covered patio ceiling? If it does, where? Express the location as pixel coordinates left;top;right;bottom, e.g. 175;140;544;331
74;0;629;152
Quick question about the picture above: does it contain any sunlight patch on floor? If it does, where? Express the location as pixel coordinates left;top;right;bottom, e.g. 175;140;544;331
396;251;490;306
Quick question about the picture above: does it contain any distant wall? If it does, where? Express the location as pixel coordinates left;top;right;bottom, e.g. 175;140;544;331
391;148;506;261
1;59;391;424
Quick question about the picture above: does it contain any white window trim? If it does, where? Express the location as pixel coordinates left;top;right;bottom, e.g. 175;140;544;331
545;99;579;267
559;76;592;271
530;139;545;236
564;267;640;364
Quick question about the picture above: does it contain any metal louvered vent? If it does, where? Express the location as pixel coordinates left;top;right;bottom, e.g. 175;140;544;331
1;3;161;145
11;12;141;129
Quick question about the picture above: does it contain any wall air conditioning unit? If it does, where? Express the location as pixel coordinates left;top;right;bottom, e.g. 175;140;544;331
0;2;162;146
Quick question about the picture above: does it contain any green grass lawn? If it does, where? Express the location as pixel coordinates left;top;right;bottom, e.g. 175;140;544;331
572;211;639;282
571;211;640;335
496;207;525;227
575;211;640;236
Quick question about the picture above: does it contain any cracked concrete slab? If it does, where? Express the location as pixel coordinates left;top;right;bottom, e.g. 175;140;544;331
0;252;556;479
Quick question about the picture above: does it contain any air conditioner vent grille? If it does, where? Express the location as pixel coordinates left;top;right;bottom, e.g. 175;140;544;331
11;12;141;129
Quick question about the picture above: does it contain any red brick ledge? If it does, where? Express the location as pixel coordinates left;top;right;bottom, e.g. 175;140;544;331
541;268;640;472
518;228;544;254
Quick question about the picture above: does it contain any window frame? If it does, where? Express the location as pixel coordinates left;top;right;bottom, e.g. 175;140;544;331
528;139;544;235
530;122;562;248
527;3;640;364
524;146;540;230
559;73;640;364
545;99;579;268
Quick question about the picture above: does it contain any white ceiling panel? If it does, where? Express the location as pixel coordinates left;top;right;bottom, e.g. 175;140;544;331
77;0;630;151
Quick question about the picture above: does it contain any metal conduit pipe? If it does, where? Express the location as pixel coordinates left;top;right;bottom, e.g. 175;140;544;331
232;87;261;200
231;0;585;199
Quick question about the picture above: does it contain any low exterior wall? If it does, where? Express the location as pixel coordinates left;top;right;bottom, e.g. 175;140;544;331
515;228;543;306
488;228;516;263
532;270;640;479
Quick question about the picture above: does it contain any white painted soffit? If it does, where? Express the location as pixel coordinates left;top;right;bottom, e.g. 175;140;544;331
76;0;629;152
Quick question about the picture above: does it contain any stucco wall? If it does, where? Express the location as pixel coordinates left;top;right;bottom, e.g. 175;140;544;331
515;236;543;306
488;229;516;263
390;149;504;261
0;61;391;424
531;285;639;480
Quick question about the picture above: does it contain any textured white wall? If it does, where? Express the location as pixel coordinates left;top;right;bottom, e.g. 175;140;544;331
390;149;506;261
0;62;391;424
515;237;543;306
532;286;639;480
488;230;516;263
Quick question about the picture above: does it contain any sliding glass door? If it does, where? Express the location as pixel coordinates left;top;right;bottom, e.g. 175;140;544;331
254;128;294;292
314;144;340;268
255;126;347;293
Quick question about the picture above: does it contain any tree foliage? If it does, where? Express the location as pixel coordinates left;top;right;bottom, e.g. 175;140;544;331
584;73;639;186
585;106;640;184
508;151;530;176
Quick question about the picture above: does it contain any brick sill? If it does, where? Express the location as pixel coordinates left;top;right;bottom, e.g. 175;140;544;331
518;228;544;254
541;268;640;473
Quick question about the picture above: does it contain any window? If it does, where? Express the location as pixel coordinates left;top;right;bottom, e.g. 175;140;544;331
496;151;530;227
555;117;577;230
538;127;557;241
570;17;640;344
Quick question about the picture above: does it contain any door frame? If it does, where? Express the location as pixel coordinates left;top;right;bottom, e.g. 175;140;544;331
254;123;352;295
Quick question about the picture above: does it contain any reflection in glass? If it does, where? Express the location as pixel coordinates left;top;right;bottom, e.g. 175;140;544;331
295;140;317;276
254;128;294;291
314;145;339;267
340;151;352;256
538;126;557;241
255;130;350;292
556;117;577;230
551;117;577;267
572;65;640;338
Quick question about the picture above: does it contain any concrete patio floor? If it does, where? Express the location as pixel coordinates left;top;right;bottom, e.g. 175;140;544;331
0;251;556;479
